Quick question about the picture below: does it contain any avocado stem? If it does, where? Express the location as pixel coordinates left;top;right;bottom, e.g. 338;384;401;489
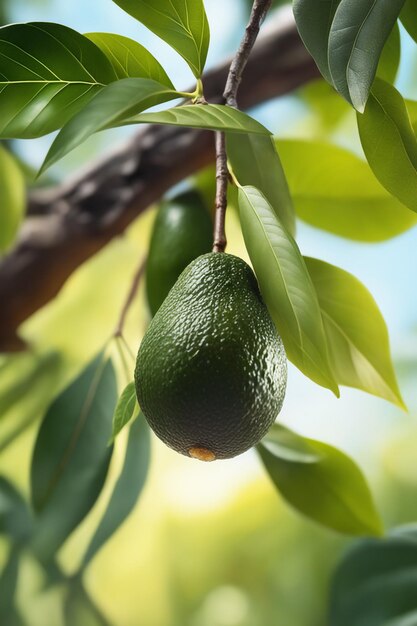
212;131;228;254
212;0;273;254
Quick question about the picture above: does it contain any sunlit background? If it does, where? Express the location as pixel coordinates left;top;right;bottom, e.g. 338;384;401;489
1;1;417;625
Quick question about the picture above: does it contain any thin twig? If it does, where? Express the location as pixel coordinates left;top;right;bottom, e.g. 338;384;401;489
212;131;229;253
114;257;147;338
224;0;273;108
212;0;273;253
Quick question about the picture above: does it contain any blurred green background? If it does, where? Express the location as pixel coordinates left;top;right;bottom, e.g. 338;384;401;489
1;1;417;625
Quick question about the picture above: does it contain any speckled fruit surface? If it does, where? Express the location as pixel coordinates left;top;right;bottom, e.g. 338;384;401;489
135;253;287;460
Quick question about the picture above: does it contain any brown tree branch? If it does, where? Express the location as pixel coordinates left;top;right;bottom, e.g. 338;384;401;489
0;7;319;352
213;0;273;254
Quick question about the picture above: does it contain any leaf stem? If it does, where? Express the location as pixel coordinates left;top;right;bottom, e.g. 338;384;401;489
212;0;273;253
113;256;147;340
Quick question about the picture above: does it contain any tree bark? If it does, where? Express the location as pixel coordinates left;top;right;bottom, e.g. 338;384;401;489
0;7;319;352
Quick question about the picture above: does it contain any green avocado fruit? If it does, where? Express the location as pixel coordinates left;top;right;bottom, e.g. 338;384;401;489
135;253;287;461
146;190;213;316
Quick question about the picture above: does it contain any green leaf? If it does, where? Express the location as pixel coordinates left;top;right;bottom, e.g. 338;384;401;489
110;382;138;441
357;78;417;213
111;0;210;78
0;22;117;139
278;140;417;241
406;99;417;134
292;0;342;83
238;185;339;395
64;578;111;626
0;145;25;252
0;546;20;617
261;423;320;464
377;22;401;84
0;477;32;542
328;0;405;111
401;0;417;44
128;104;271;135
329;526;417;626
30;353;117;560
82;416;150;568
305;257;405;408
259;424;382;536
40;78;180;174
85;32;173;87
227;133;296;236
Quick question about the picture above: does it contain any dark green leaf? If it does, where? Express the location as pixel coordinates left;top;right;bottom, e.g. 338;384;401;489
329;526;417;626
82;416;150;568
0;22;117;138
40;78;180;174
357;78;417;213
328;0;405;111
30;353;117;560
128;104;271;134
278;140;417;241
111;0;210;78
293;0;342;83
305;257;405;408
0;477;32;542
238;185;339;394
85;33;173;87
259;424;382;536
110;382;138;441
377;22;401;84
227;133;296;236
0;145;25;252
401;0;417;44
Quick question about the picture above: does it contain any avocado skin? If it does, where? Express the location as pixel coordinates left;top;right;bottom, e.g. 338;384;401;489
136;253;287;460
146;190;213;316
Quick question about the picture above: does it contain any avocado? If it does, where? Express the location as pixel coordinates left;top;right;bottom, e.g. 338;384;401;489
135;253;287;461
146;190;213;316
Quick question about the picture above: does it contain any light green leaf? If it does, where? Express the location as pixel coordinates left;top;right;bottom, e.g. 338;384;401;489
261;423;320;464
82;416;150;568
377;22;401;84
0;22;117;139
292;0;342;83
30;353;117;560
329;526;417;626
401;0;417;44
259;424;383;536
298;79;351;135
85;32;173;87
110;382;138;441
305;257;405;408
40;78;180;175
278;140;417;241
238;185;339;394
111;0;210;78
0;146;25;252
227;134;296;236
128;104;271;135
357;78;417;213
406;98;417;134
328;0;405;111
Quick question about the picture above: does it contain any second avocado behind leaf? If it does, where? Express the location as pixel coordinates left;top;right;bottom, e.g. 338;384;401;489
146;190;213;316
